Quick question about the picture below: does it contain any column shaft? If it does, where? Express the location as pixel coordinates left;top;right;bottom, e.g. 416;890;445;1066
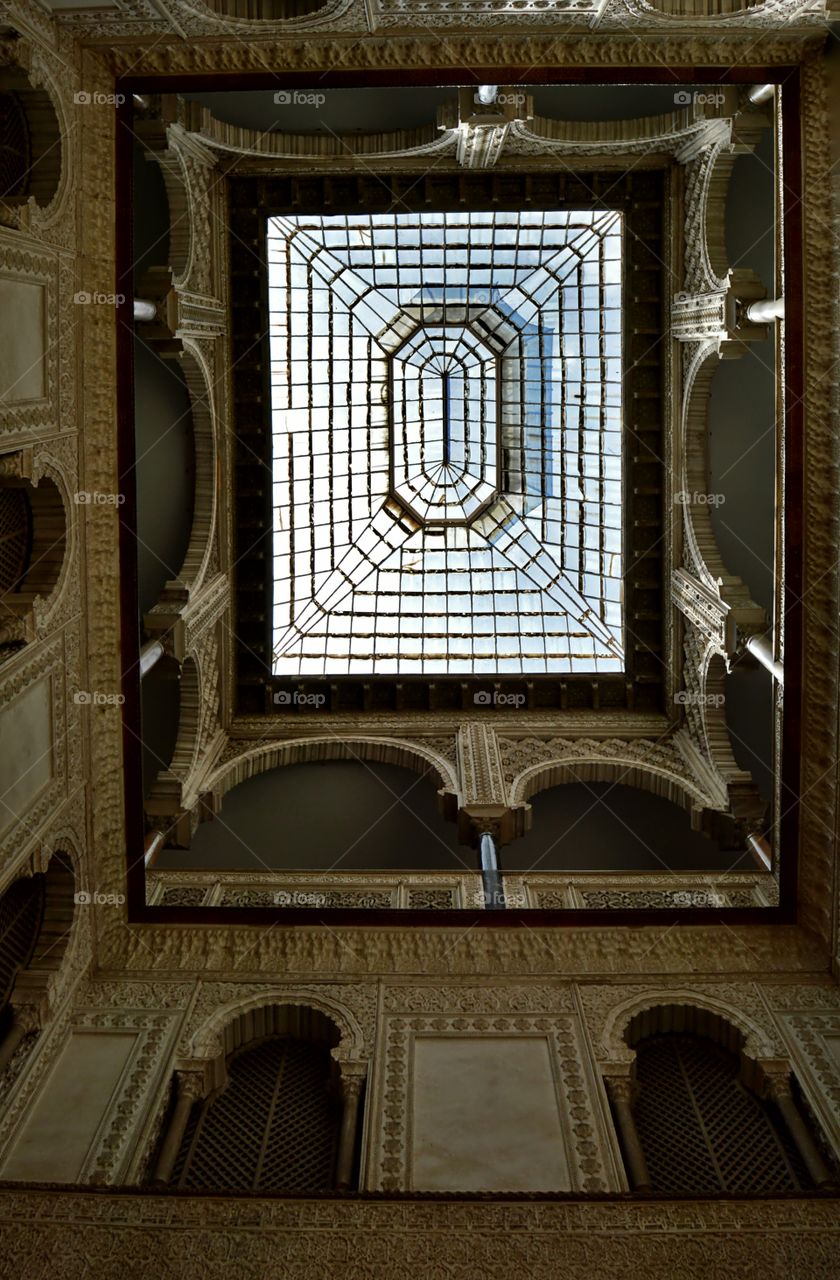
745;633;784;684
153;1090;195;1184
335;1080;363;1190
139;639;165;678
748;84;775;106
775;1092;833;1187
746;297;785;323
144;830;166;868
479;831;505;909
612;1097;652;1191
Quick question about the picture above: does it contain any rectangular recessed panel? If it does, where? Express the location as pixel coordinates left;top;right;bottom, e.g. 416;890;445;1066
267;210;623;676
0;677;52;839
0;278;46;403
410;1035;570;1191
0;1032;136;1182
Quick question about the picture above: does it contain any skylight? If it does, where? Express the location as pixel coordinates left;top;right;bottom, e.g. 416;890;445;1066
267;209;624;676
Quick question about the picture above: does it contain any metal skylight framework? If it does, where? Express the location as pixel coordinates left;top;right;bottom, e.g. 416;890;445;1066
267;210;624;676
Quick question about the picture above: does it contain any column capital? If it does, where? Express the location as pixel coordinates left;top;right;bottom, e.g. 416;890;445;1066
8;1003;41;1036
753;1059;794;1102
174;1069;207;1103
604;1075;640;1108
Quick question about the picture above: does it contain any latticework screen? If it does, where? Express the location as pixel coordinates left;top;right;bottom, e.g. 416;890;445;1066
0;489;31;595
267;209;623;677
203;0;324;16
632;1034;812;1193
0;876;44;1010
174;1036;340;1191
0;92;29;202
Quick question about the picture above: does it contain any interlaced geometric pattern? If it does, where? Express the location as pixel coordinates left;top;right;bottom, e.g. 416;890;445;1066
0;489;31;594
176;1037;339;1191
267;210;623;676
633;1035;810;1193
0;876;44;1009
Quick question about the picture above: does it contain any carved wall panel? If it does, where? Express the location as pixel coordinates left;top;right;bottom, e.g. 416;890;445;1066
0;634;73;884
0;238;61;441
368;983;623;1192
1;1189;840;1278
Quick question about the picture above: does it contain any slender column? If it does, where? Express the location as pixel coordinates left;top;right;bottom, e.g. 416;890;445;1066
765;1073;833;1187
605;1077;652;1192
0;1006;39;1073
746;297;785;323
133;298;157;322
479;830;505;910
745;632;784;684
144;829;166;868
139;638;165;678
748;84;775;106
335;1068;366;1191
746;832;772;872
152;1071;204;1184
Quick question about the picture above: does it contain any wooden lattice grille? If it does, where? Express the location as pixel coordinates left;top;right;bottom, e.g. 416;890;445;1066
0;71;61;209
633;1034;811;1193
0;489;31;594
0;876;44;1010
203;0;325;17
0;92;30;201
175;1036;339;1191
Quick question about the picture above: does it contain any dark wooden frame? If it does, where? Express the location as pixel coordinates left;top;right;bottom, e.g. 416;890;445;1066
229;167;665;716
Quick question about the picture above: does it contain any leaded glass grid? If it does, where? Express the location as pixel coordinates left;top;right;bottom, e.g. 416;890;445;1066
267;209;624;676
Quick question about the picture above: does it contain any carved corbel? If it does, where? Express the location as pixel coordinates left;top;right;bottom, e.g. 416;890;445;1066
672;568;766;668
142;611;187;666
456;802;529;848
456;722;531;845
133;265;179;344
443;87;533;170
143;797;193;849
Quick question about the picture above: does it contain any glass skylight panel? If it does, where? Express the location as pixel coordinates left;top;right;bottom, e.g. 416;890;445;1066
267;210;624;676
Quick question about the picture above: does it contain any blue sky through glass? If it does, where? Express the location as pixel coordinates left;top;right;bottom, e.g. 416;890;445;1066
267;209;623;676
